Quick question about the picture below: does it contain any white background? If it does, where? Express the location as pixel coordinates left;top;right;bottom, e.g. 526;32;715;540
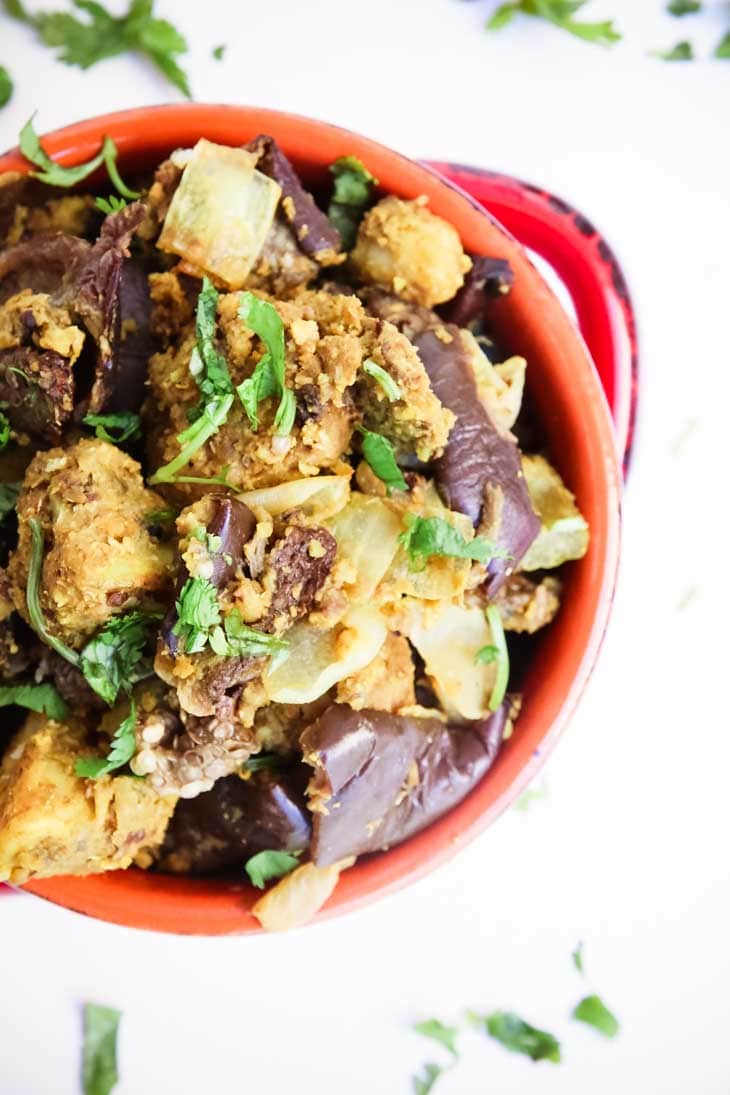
1;1;729;1092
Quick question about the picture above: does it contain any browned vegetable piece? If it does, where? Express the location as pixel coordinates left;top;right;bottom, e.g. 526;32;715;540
0;231;90;304
301;702;511;866
156;768;311;875
441;255;514;328
102;258;156;414
0;345;74;443
264;525;337;629
247;134;343;262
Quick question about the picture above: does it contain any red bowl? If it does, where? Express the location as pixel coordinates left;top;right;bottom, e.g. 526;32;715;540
0;105;621;934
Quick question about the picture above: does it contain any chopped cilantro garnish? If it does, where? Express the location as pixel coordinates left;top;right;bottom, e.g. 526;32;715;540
94;194;128;215
484;604;509;711
191;525;222;553
714;32;730;58
245;848;301;889
208;608;288;660
572;994;620;1038
358;426;407;493
237;293;294;436
212;43;225;60
653;40;694;59
0;682;68;720
172;576;222;655
327;155;377;249
362;358;402;402
0;410;11;451
398;514;507;571
27;517;81;668
487;1;620;47
667;0;700;13
472;1009;561;1063
145;507;176;526
474;643;498;665
244;753;284;773
83;411;141;444
414;1019;460;1057
79;611;158;706
412;1062;444;1095
19;115;139;196
0;65;12;109
75;698;138;779
572;940;584;973
0;482;20;523
82;1002;121;1095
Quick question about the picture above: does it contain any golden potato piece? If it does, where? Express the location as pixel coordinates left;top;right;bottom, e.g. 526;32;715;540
8;438;174;646
519;454;590;571
351;196;471;308
0;713;176;884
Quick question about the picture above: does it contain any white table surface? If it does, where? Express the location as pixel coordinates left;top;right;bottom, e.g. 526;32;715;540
1;1;728;1092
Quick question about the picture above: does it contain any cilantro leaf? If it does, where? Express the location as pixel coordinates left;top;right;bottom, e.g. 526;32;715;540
362;358;402;402
0;481;20;523
243;753;284;773
172;576;222;655
0;64;12;108
474;644;498;665
667;0;700;13
237;293;293;436
0;682;69;720
412;1062;444;1095
653;40;694;59
486;1;620;47
212;44;225;60
572;940;584;973
475;1009;561;1063
19;116;139;196
714;32;730;58
27;517;81;667
82;1002;121;1095
145;507;176;527
484;604;509;711
75;698;138;779
414;1019;460;1057
208;608;288;660
0;410;11;450
95;195;128;215
245;849;301;889
358;427;408;492
83;411;141;444
327;155;378;249
79;612;157;706
572;994;619;1038
398;514;507;571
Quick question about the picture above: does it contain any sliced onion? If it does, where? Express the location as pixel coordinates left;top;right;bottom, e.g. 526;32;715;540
324;495;402;603
251;857;355;932
237;475;351;520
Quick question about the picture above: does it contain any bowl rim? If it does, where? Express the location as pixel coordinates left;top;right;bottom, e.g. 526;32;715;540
0;104;622;935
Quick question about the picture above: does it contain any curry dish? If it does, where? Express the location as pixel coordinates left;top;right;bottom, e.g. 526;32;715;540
0;131;588;929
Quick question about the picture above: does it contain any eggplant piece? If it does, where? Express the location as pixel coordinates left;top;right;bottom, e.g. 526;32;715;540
0;345;74;443
414;327;540;593
100;258;156;414
441;255;514;328
301;702;510;866
0;230;90;305
247;135;343;261
156;768;311;875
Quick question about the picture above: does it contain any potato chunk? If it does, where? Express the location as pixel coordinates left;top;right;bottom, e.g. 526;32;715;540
0;713;175;884
8;438;174;646
351;196;471;308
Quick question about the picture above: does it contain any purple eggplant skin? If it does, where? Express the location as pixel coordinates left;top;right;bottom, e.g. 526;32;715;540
99;258;156;414
300;702;510;867
0;345;74;443
414;327;540;593
0;230;90;305
246;134;342;260
157;768;311;875
441;255;514;328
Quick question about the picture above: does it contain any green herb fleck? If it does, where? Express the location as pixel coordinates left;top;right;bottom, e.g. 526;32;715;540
79;612;157;706
362;358;402;402
172;576;221;655
412;1062;444;1095
95;194;128;215
514;783;549;811
27;517;81;667
0;682;69;720
474;643;498;665
82;1002;121;1095
667;0;700;13
414;1019;459;1057
572;940;584;973
484;604;509;711
75;698;137;779
212;43;225;60
572;994;619;1038
0;410;11;451
327;154;378;249
653;40;694;59
245;848;301;889
19;116;139;196
83;411;141;445
358;426;407;492
486;1;620;47
237;292;293;436
399;514;507;571
714;32;730;58
473;1009;561;1063
0;482;21;523
208;608;288;660
145;508;176;526
0;64;12;108
244;753;284;773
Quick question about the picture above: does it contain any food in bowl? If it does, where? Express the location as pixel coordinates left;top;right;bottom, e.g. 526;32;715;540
0;128;589;929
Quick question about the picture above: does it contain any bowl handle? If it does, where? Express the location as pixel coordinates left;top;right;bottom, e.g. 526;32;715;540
424;162;638;477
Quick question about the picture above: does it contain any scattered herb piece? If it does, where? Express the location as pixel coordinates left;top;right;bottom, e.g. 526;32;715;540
0;410;11;450
208;608;288;659
145;508;176;526
399;514;507;571
27;517;81;667
4;0;191;97
172;576;222;655
474;1009;561;1063
83;411;141;444
484;604;509;711
414;1019;460;1057
572;941;584;973
19;116;139;196
667;0;700;13
714;32;730;58
362;358;402;401
572;994;619;1038
245;848;301;889
412;1063;445;1095
653;40;694;59
212;43;225;60
82;1002;121;1095
0;482;20;523
358;427;408;493
474;643;498;665
244;753;284;773
0;64;12;108
191;525;223;554
486;1;621;47
79;612;157;706
0;682;69;720
237;292;294;436
327;154;378;249
75;698;137;779
94;194;128;215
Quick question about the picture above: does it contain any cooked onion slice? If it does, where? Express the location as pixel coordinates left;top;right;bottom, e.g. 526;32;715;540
325;495;401;603
251;857;355;932
519;454;590;570
237;475;351;521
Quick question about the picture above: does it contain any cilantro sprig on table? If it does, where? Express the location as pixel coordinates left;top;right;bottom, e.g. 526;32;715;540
82;1003;121;1095
3;0;191;97
486;1;621;47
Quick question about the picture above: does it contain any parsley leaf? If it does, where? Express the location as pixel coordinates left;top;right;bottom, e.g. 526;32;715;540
358;426;407;492
5;0;191;98
19;116;139;196
75;698;138;779
572;940;584;973
82;1002;121;1095
237;293;294;436
27;517;82;668
172;576;222;655
327;155;378;249
0;410;11;450
0;64;12;108
412;1062;444;1095
487;1;620;47
475;1009;561;1063
245;848;301;889
79;612;157;706
212;43;225;60
484;604;509;711
0;482;20;523
83;411;141;445
208;608;288;660
362;358;402;402
94;195;128;215
714;32;730;58
414;1019;460;1057
572;994;619;1038
667;0;700;13
0;682;69;720
398;514;507;571
653;40;694;59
